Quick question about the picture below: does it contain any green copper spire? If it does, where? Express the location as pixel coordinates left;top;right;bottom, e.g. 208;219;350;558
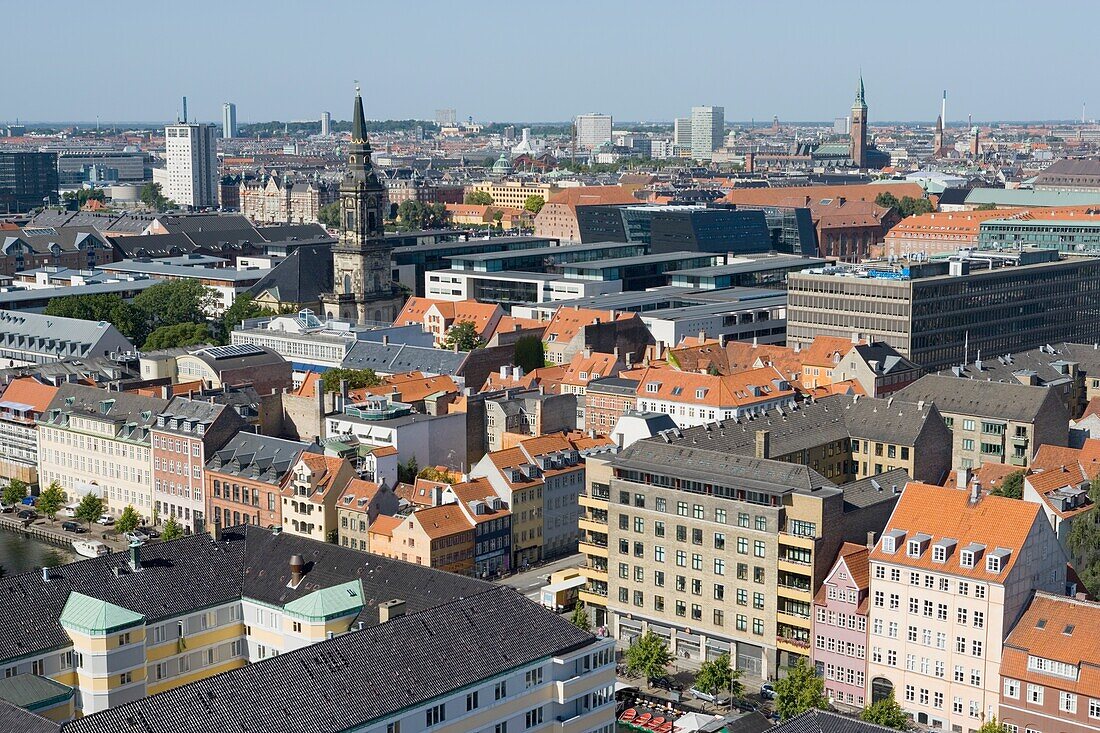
351;81;369;147
853;72;867;111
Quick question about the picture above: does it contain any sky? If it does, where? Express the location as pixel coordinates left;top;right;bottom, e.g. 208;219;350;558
6;0;1098;125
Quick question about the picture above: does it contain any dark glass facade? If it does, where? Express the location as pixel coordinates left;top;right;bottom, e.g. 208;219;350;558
0;152;58;213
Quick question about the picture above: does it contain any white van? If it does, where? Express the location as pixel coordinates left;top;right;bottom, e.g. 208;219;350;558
63;504;79;518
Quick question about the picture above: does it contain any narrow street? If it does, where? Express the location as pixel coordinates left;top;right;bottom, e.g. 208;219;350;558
501;552;584;600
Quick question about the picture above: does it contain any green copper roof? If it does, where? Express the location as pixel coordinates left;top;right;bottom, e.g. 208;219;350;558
0;675;74;711
59;592;145;635
283;579;365;622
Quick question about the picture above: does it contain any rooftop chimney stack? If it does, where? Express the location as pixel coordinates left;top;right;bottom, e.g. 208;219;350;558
289;554;305;587
378;598;406;622
211;520;222;542
129;541;142;572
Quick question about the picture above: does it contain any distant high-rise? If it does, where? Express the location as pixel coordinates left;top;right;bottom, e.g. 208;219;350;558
222;102;237;139
435;108;457;127
833;116;850;135
849;74;868;168
690;106;724;160
164;123;218;208
575;113;613;150
0;151;58;213
321;110;331;136
674;117;692;150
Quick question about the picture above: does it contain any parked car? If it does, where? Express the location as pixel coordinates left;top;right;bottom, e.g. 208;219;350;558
62;505;79;518
17;509;38;521
123;531;149;544
731;698;758;713
689;687;729;705
760;683;777;700
96;514;114;525
20;496;37;506
0;503;14;513
141;527;160;539
649;676;684;692
61;521;86;533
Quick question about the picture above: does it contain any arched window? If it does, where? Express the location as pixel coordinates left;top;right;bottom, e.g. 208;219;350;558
344;274;352;295
871;677;894;704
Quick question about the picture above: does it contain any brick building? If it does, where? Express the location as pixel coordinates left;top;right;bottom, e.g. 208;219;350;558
205;433;318;529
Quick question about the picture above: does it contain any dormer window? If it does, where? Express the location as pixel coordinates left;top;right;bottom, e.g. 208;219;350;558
933;545;946;563
696;388;707;399
907;540;921;557
882;529;906;554
960;550;975;568
986;555;1000;573
961;543;985;569
646;383;660;393
579;372;588;380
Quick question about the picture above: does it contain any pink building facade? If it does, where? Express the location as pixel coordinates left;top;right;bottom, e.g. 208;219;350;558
812;542;870;710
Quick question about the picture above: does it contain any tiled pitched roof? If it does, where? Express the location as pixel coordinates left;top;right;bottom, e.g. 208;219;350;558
770;709;900;733
368;514;402;536
413;505;474;540
349;371;460;404
62;586;593;733
1001;591;1100;696
869;482;1041;583
0;699;59;733
0;377;58;413
338;479;384;513
545;185;640;208
543;307;635;345
632;365;794;408
895;374;1060;423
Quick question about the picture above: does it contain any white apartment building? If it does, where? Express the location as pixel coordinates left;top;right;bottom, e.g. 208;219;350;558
164;123;218;208
222;102;237;139
690;106;724;161
37;385;167;519
866;481;1068;733
575;113;613;150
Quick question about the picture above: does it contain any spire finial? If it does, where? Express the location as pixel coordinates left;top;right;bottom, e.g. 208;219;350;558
354;79;360;96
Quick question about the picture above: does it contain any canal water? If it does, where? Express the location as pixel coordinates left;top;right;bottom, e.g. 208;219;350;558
0;530;75;577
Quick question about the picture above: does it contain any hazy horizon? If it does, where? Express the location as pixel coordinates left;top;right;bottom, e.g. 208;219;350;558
5;0;1098;125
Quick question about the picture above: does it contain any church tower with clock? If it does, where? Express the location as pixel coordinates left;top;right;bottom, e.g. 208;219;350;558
321;84;401;324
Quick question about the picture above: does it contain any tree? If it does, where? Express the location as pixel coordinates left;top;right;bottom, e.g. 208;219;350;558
569;601;591;631
513;335;545;373
441;321;482;351
976;718;1006;733
133;280;215;330
115;505;141;534
397;456;420;484
74;492;105;528
694;652;742;703
63;188;106;207
318;201;341;228
624;631;672;682
898;196;934;217
44;294;147;344
874;192;901;210
417;466;459;484
2;479;27;507
219;293;275;343
142;323;211;351
397;201;449;231
162;515;183;541
524;195;545;214
860;693;910;730
36;481;66;523
320;367;383;394
465;190;494;205
139;182;174;212
991;470;1025;500
774;657;829;721
1067;475;1100;595
976;202;998;211
492;209;504;231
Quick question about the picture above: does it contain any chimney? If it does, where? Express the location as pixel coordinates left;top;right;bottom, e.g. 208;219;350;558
698;329;706;342
378;598;406;622
42;566;50;583
382;335;389;346
755;429;771;459
289;554;306;587
955;466;972;491
161;384;172;399
866;530;877;551
339;379;348;399
970;478;982;503
129;540;142;572
211;520;223;542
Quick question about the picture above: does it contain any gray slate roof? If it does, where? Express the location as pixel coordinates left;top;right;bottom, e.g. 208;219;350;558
0;310;134;362
0;699;60;733
245;242;333;305
62;585;592;733
40;384;168;443
614;439;839;497
841;467;911;510
342;341;468;376
205;432;317;483
771;709;901;733
849;342;920;375
895;374;1058;422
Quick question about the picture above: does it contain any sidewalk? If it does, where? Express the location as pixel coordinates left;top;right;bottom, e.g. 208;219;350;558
0;514;131;554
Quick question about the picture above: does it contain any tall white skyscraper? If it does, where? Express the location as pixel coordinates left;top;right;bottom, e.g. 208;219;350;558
165;123;218;208
222;102;237;139
321;110;331;136
575;113;613;150
673;117;692;150
690;106;724;161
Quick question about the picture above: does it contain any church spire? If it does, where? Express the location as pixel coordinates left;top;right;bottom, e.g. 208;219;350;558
351;82;369;147
853;72;867;110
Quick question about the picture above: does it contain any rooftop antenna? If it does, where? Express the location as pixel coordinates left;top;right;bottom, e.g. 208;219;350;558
941;90;947;128
1084;101;1088;125
182;96;188;124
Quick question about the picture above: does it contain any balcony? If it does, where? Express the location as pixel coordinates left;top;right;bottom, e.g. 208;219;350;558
776;635;811;654
777;583;813;601
779;531;816;550
579;540;608;558
579;518;607;535
777;610;811;629
1009;455;1027;467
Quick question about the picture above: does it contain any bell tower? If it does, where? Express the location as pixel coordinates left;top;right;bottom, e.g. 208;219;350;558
850;73;868;169
322;83;399;324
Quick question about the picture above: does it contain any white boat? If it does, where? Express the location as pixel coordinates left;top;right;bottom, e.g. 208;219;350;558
72;539;109;558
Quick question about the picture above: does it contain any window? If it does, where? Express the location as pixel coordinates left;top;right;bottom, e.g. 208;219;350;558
120;672;133;685
754;540;765;557
655;546;665;563
656;498;666;512
426;704;446;726
1060;691;1077;714
388;724;401;733
970;669;981;686
972;640;982;657
118;632;131;646
1027;684;1044;705
495;681;507;700
692;554;702;571
693;504;704;519
676;601;686;617
738;513;749;527
654;521;665;538
714;508;726;524
525;668;543;688
466;691;479;711
676;525;687;542
677;501;688;516
973;611;984;628
1089;698;1100;718
755;516;767;531
714;559;725;575
752;618;764;635
676;550;686;567
714;533;726;550
525;707;543;729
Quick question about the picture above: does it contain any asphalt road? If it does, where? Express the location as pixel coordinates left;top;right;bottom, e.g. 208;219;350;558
501;552;584;599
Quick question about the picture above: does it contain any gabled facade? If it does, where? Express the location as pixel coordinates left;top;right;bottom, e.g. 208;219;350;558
281;454;355;542
812;543;871;711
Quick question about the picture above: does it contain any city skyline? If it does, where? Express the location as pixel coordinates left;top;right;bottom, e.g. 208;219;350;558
4;0;1098;124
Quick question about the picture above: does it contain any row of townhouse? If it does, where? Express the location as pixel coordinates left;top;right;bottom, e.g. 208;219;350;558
812;478;1086;733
